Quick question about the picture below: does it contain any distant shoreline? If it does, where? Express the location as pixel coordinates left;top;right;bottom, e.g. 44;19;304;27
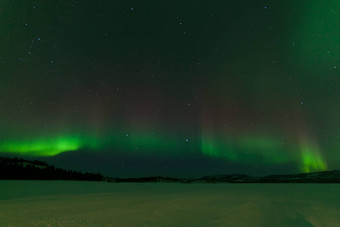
1;156;339;183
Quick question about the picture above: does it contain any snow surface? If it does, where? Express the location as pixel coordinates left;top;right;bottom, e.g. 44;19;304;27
0;181;340;226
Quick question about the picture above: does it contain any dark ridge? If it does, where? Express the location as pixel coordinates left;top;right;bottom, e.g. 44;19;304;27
1;156;340;183
106;171;340;183
0;156;103;181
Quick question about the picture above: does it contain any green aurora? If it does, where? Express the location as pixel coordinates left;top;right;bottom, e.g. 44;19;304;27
0;1;339;176
0;131;328;173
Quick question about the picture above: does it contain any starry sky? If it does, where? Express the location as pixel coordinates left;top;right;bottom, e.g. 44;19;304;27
1;0;340;177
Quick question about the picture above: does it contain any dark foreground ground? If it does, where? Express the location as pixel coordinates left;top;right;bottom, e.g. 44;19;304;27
0;181;339;226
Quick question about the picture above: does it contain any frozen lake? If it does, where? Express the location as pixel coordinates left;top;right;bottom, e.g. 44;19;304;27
0;181;339;226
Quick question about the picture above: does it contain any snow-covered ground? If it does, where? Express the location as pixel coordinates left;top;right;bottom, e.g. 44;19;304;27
0;181;339;226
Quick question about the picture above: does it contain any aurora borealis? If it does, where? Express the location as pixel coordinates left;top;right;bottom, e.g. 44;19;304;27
0;1;339;177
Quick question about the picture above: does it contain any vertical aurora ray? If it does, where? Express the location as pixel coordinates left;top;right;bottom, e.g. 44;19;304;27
200;132;327;171
294;118;328;173
299;139;327;173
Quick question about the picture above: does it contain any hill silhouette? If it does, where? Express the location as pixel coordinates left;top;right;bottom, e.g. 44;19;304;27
0;156;102;181
1;156;340;183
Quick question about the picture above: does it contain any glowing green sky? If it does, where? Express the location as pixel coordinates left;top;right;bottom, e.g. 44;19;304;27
0;130;329;174
0;1;339;177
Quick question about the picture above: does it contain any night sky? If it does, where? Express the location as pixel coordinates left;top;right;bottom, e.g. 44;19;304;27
1;1;340;177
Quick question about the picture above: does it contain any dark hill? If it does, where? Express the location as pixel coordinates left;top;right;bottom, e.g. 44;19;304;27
0;156;102;181
1;156;340;183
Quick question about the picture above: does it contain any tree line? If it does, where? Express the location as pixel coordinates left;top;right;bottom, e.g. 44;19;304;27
0;156;103;181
